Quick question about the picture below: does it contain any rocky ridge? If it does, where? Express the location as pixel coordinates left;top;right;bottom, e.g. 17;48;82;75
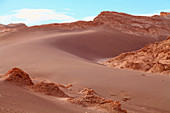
0;23;27;33
93;11;170;37
1;11;170;38
29;11;170;38
103;36;170;75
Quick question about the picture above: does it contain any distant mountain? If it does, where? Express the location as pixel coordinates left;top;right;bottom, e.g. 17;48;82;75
103;36;170;75
93;11;170;37
29;11;170;38
1;11;170;38
0;23;27;33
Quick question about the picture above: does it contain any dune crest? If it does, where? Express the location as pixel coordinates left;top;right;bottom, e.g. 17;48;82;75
103;36;170;75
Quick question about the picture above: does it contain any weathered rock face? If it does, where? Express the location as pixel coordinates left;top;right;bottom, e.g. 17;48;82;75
103;36;170;75
93;11;170;37
29;11;170;38
68;88;127;113
160;12;170;16
0;23;27;33
32;81;69;97
3;67;34;85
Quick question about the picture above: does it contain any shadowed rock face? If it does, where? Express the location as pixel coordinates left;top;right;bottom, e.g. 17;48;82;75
103;36;170;75
32;81;69;97
3;67;34;86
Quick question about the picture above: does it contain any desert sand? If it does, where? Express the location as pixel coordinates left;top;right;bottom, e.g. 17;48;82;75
0;11;170;113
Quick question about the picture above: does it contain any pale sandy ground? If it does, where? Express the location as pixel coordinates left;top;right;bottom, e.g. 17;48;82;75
0;26;169;113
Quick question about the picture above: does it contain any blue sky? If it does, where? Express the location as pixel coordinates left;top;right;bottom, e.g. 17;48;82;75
0;0;170;26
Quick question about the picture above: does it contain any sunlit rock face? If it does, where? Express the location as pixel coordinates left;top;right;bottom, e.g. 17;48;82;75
93;11;170;37
3;67;34;86
160;12;170;16
103;36;170;75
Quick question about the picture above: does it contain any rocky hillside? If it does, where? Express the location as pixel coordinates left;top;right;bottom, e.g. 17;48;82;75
93;11;170;37
29;11;170;38
0;23;27;33
1;11;170;38
103;36;170;75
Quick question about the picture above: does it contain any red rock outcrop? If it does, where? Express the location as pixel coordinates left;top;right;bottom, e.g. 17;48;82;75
3;67;34;86
32;81;69;97
28;11;170;38
160;12;170;16
103;36;170;75
0;23;27;33
1;68;127;112
93;11;170;37
68;88;127;113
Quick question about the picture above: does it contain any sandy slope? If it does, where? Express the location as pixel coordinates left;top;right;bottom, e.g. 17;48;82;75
0;26;170;113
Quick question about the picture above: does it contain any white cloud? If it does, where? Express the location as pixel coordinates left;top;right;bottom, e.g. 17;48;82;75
134;13;159;16
0;8;97;26
0;15;13;24
0;9;76;26
82;16;96;21
134;9;170;17
63;8;70;11
13;9;75;25
159;9;170;12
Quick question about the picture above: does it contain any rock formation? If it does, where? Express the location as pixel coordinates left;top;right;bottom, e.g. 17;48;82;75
29;11;170;38
32;81;69;97
103;36;170;75
0;23;27;33
93;11;170;37
1;11;170;38
1;68;127;112
68;88;127;113
160;12;170;16
3;67;34;86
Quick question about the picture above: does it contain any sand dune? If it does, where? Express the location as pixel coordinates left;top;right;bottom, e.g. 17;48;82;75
0;11;170;113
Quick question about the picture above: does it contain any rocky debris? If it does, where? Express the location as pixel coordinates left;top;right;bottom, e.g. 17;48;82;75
32;81;69;97
3;67;34;86
1;68;127;112
68;88;127;113
122;96;131;102
103;36;170;75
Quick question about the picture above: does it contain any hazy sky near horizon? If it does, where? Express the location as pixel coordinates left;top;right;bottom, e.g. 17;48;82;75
0;0;170;26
